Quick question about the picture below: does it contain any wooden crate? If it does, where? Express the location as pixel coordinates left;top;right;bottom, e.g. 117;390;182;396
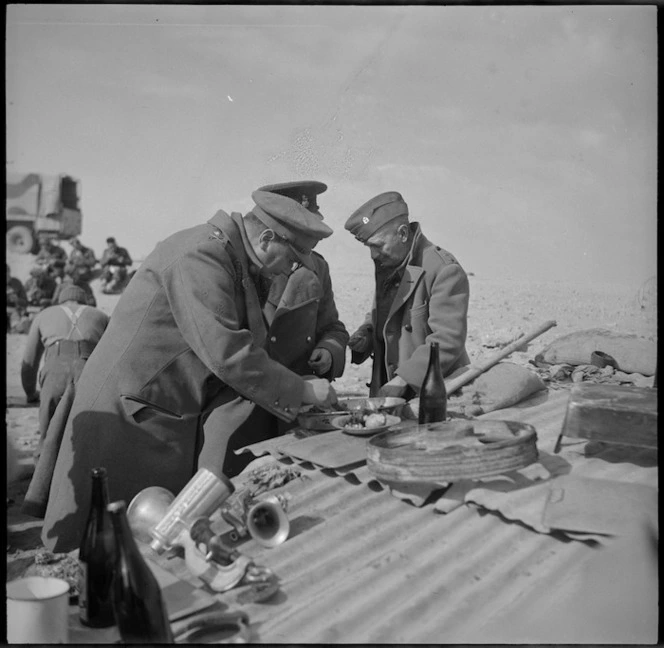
554;383;658;452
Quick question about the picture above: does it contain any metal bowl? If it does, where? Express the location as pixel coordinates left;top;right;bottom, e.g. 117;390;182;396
126;486;175;543
337;396;407;417
296;409;340;431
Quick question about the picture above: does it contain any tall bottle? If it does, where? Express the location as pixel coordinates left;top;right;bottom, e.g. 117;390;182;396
107;500;174;644
418;341;447;424
79;467;115;628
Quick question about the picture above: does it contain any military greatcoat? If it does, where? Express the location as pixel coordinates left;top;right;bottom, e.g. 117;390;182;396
352;223;470;395
201;250;349;476
263;252;348;379
41;211;306;552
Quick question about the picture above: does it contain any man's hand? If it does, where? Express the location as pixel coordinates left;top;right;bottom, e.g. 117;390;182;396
348;329;371;354
301;378;338;409
377;376;408;398
308;348;332;376
26;391;39;404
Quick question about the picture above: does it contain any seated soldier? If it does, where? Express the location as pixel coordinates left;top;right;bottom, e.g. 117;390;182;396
6;263;28;332
68;238;97;282
35;235;67;272
50;259;67;285
25;266;58;309
100;236;133;289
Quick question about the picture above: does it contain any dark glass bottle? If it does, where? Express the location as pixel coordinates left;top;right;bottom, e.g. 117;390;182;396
419;342;447;424
79;467;115;628
107;500;174;644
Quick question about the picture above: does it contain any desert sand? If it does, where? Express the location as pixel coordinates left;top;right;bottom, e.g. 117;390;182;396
6;246;657;581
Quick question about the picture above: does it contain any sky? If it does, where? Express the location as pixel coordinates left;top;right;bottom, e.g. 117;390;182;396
5;4;657;288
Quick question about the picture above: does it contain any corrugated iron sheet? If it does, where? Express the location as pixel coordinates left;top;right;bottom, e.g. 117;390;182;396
184;389;658;643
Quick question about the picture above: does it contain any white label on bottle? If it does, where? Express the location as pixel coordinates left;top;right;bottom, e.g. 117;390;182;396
78;560;88;621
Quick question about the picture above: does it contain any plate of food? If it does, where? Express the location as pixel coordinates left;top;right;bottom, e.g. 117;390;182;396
331;413;401;436
337;396;406;417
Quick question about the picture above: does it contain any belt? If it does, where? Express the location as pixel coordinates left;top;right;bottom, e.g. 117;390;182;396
45;339;97;358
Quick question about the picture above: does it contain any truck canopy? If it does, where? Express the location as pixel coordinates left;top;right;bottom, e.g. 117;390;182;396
6;172;80;219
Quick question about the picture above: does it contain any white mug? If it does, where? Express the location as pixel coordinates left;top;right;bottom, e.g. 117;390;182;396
6;576;70;643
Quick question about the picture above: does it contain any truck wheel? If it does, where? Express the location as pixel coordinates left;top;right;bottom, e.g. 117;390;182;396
6;225;35;254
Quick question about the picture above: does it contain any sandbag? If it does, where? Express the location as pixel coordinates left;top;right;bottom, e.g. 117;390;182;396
468;361;546;413
404;362;546;418
535;329;656;376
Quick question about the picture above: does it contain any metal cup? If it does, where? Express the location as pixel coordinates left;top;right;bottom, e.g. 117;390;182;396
149;468;234;554
6;577;70;643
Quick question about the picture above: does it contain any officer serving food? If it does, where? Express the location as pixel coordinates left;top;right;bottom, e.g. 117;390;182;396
202;181;349;476
40;191;339;552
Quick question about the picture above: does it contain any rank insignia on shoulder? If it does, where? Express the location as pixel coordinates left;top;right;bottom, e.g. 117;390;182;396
209;227;228;245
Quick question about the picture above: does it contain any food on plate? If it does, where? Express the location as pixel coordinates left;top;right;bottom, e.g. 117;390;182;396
344;412;388;430
363;413;388;428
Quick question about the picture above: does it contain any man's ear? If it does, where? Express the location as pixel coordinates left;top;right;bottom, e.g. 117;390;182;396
258;229;275;250
397;224;409;242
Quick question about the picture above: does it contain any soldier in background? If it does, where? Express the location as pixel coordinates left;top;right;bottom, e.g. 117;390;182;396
21;285;109;462
67;238;97;282
6;263;28;332
100;236;133;291
203;181;349;477
35;235;67;271
52;264;97;307
25;266;57;308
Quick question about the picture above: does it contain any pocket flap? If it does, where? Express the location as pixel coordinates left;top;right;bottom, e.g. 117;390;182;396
120;393;183;420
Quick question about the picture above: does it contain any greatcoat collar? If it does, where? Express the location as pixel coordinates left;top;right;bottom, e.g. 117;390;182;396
384;222;427;323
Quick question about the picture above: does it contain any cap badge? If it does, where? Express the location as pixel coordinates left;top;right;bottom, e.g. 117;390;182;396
301;194;310;208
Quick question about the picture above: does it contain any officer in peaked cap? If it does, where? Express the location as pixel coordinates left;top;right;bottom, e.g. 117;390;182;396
344;190;471;400
250;189;332;270
203;182;350;477
40;190;340;552
257;180;328;217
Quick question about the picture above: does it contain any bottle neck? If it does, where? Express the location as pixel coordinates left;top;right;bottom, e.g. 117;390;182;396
109;505;140;559
427;342;441;372
90;475;110;510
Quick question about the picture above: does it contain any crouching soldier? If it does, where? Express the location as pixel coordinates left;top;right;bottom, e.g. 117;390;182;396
21;285;109;462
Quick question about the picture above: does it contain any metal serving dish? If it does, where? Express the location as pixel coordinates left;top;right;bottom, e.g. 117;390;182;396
337;396;406;417
296;409;341;432
297;397;407;432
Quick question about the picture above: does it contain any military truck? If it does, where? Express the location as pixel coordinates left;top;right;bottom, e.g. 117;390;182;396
6;172;83;254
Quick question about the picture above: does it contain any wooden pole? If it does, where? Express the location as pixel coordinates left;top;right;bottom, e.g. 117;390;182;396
445;320;557;396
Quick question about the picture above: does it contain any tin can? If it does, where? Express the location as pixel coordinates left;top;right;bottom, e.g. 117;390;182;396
150;468;234;553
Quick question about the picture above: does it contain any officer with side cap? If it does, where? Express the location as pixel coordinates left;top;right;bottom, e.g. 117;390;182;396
202;181;349;477
39;193;339;552
345;191;470;398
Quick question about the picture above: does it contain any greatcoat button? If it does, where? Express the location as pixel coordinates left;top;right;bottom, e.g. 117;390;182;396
270;336;277;343
306;336;312;343
405;324;413;332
